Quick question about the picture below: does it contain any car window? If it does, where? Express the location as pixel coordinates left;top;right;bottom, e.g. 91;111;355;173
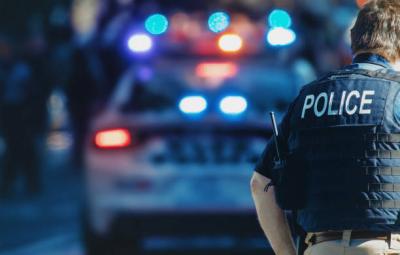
117;58;297;114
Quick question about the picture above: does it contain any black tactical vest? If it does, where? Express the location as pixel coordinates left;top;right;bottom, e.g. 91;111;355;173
288;68;400;232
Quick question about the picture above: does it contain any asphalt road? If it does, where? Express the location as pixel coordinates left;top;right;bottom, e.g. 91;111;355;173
0;133;81;253
0;235;271;255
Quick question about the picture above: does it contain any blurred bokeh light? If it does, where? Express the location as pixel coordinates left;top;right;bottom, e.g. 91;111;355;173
145;14;169;35
356;0;368;8
195;62;238;79
268;9;292;28
127;33;153;53
218;33;243;53
208;11;230;33
94;129;132;149
179;96;208;114
267;27;296;46
219;96;248;115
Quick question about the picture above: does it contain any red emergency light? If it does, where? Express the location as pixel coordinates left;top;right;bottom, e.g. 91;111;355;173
94;128;132;149
195;62;238;79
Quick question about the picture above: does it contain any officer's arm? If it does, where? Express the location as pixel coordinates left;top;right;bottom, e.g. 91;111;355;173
251;172;296;255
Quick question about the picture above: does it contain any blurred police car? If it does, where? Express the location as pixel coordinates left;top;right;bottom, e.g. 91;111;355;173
80;5;305;253
82;55;297;254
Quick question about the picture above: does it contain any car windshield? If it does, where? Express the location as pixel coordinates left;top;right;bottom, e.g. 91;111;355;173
119;58;299;114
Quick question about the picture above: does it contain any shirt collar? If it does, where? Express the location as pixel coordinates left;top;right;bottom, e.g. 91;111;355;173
352;53;393;69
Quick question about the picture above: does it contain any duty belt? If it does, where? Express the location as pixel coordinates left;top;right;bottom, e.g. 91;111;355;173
307;231;392;245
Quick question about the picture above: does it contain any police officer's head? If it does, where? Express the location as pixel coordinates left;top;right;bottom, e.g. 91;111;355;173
351;0;400;64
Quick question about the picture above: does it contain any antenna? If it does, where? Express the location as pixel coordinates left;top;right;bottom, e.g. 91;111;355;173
269;112;281;161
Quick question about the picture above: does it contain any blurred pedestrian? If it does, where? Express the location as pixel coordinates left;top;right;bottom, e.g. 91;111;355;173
68;0;106;169
0;37;43;197
68;0;137;169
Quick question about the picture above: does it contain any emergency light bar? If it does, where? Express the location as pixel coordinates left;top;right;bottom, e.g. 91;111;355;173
179;96;208;114
219;96;248;115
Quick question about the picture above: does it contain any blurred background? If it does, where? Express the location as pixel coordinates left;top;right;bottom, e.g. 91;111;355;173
0;0;367;254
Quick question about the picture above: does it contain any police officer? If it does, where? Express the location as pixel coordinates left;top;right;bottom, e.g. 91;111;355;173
251;1;400;254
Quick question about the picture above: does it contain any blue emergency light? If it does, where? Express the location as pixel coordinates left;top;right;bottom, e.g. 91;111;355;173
179;96;208;114
267;27;296;46
219;96;248;115
127;33;153;53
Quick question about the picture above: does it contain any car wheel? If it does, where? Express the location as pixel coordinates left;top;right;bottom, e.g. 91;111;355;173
82;211;142;255
109;237;142;255
82;213;112;255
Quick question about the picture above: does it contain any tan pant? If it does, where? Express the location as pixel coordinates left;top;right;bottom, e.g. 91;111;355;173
304;232;400;255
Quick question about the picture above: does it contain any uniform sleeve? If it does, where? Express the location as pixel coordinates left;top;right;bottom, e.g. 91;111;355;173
254;138;277;178
254;102;295;178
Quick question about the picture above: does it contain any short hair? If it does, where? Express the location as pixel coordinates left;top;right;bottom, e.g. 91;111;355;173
351;0;400;62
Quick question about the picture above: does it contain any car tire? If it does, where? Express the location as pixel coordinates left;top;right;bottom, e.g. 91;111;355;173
109;237;141;255
82;211;142;255
82;212;112;255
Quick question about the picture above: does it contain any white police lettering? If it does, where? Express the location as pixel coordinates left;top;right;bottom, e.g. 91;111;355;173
301;95;315;118
328;92;338;116
359;90;375;114
345;91;360;115
301;90;375;119
314;93;328;117
339;91;346;115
